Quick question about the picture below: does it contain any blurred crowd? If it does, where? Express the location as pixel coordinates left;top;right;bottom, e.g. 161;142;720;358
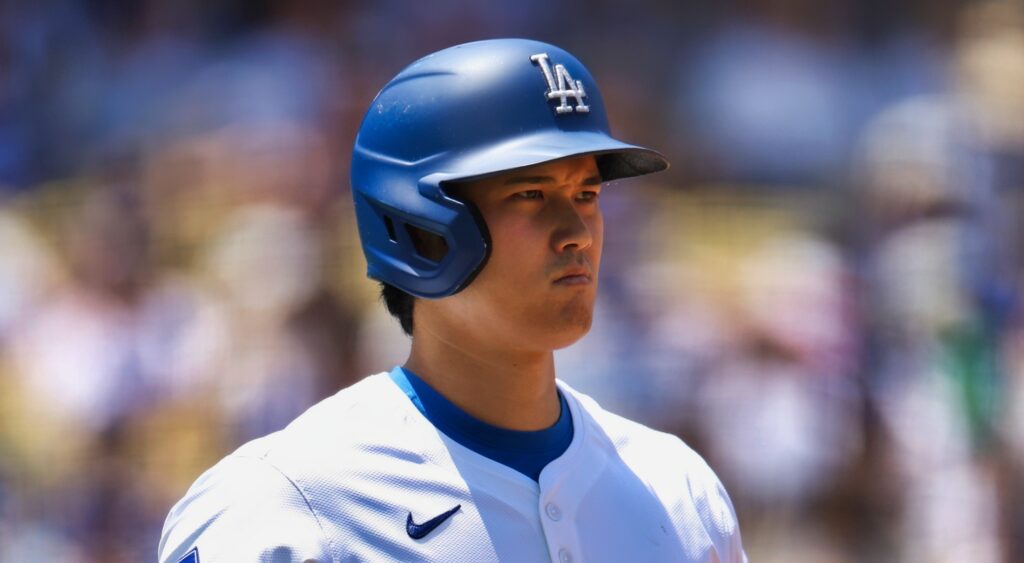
1;0;1023;561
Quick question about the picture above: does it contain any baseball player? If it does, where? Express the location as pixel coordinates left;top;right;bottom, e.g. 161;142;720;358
159;38;746;562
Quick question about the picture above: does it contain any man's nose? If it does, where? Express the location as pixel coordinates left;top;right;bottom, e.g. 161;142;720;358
549;198;593;253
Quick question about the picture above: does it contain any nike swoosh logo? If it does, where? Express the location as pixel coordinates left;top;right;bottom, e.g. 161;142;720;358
406;504;461;539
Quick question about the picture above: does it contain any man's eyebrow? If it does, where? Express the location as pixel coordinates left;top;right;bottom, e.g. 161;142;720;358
502;175;554;185
502;174;603;186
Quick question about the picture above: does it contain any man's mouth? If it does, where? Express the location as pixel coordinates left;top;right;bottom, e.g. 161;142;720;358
553;268;592;285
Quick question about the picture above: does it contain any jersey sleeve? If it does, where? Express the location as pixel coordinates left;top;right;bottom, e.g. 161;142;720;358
683;442;748;563
649;431;748;563
709;470;748;563
157;454;334;563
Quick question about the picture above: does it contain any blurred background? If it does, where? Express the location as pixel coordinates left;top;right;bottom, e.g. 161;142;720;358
0;0;1023;561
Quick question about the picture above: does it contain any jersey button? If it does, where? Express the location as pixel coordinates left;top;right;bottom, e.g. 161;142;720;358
545;502;562;521
558;548;572;563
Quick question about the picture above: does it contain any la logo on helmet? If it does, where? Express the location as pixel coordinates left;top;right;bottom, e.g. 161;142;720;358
530;53;590;114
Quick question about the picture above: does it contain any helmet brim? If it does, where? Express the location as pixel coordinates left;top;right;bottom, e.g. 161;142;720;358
439;130;669;184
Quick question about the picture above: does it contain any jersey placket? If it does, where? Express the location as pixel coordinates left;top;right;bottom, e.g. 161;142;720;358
536;425;606;563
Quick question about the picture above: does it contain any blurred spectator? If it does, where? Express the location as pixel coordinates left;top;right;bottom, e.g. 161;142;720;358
678;19;854;183
858;93;1004;562
955;0;1024;156
699;232;860;507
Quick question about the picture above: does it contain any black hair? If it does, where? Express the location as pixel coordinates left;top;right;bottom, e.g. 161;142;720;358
380;281;415;336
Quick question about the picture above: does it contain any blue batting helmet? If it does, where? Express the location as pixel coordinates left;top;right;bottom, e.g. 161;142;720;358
351;38;668;298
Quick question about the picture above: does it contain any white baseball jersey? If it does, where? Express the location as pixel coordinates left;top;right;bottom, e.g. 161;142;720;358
159;372;747;562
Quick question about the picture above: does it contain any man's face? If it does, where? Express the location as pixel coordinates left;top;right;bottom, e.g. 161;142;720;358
419;155;604;352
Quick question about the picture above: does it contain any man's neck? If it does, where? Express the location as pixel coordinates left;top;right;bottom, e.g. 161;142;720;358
404;328;561;432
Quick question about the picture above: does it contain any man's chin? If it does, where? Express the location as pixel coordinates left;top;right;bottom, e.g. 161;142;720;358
548;304;594;350
551;330;589;351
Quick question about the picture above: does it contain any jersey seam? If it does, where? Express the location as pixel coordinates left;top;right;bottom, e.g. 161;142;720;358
235;453;339;563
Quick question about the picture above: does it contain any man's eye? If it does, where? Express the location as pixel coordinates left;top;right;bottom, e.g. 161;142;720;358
513;190;543;200
577;191;599;201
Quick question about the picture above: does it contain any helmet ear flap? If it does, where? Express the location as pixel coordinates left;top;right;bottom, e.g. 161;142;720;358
352;173;489;299
436;180;492;296
405;223;449;263
378;212;448;264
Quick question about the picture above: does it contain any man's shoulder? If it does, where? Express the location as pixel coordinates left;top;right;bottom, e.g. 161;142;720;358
559;381;699;460
159;372;421;561
171;370;413;524
559;381;732;504
245;371;405;460
560;381;745;557
158;448;333;562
